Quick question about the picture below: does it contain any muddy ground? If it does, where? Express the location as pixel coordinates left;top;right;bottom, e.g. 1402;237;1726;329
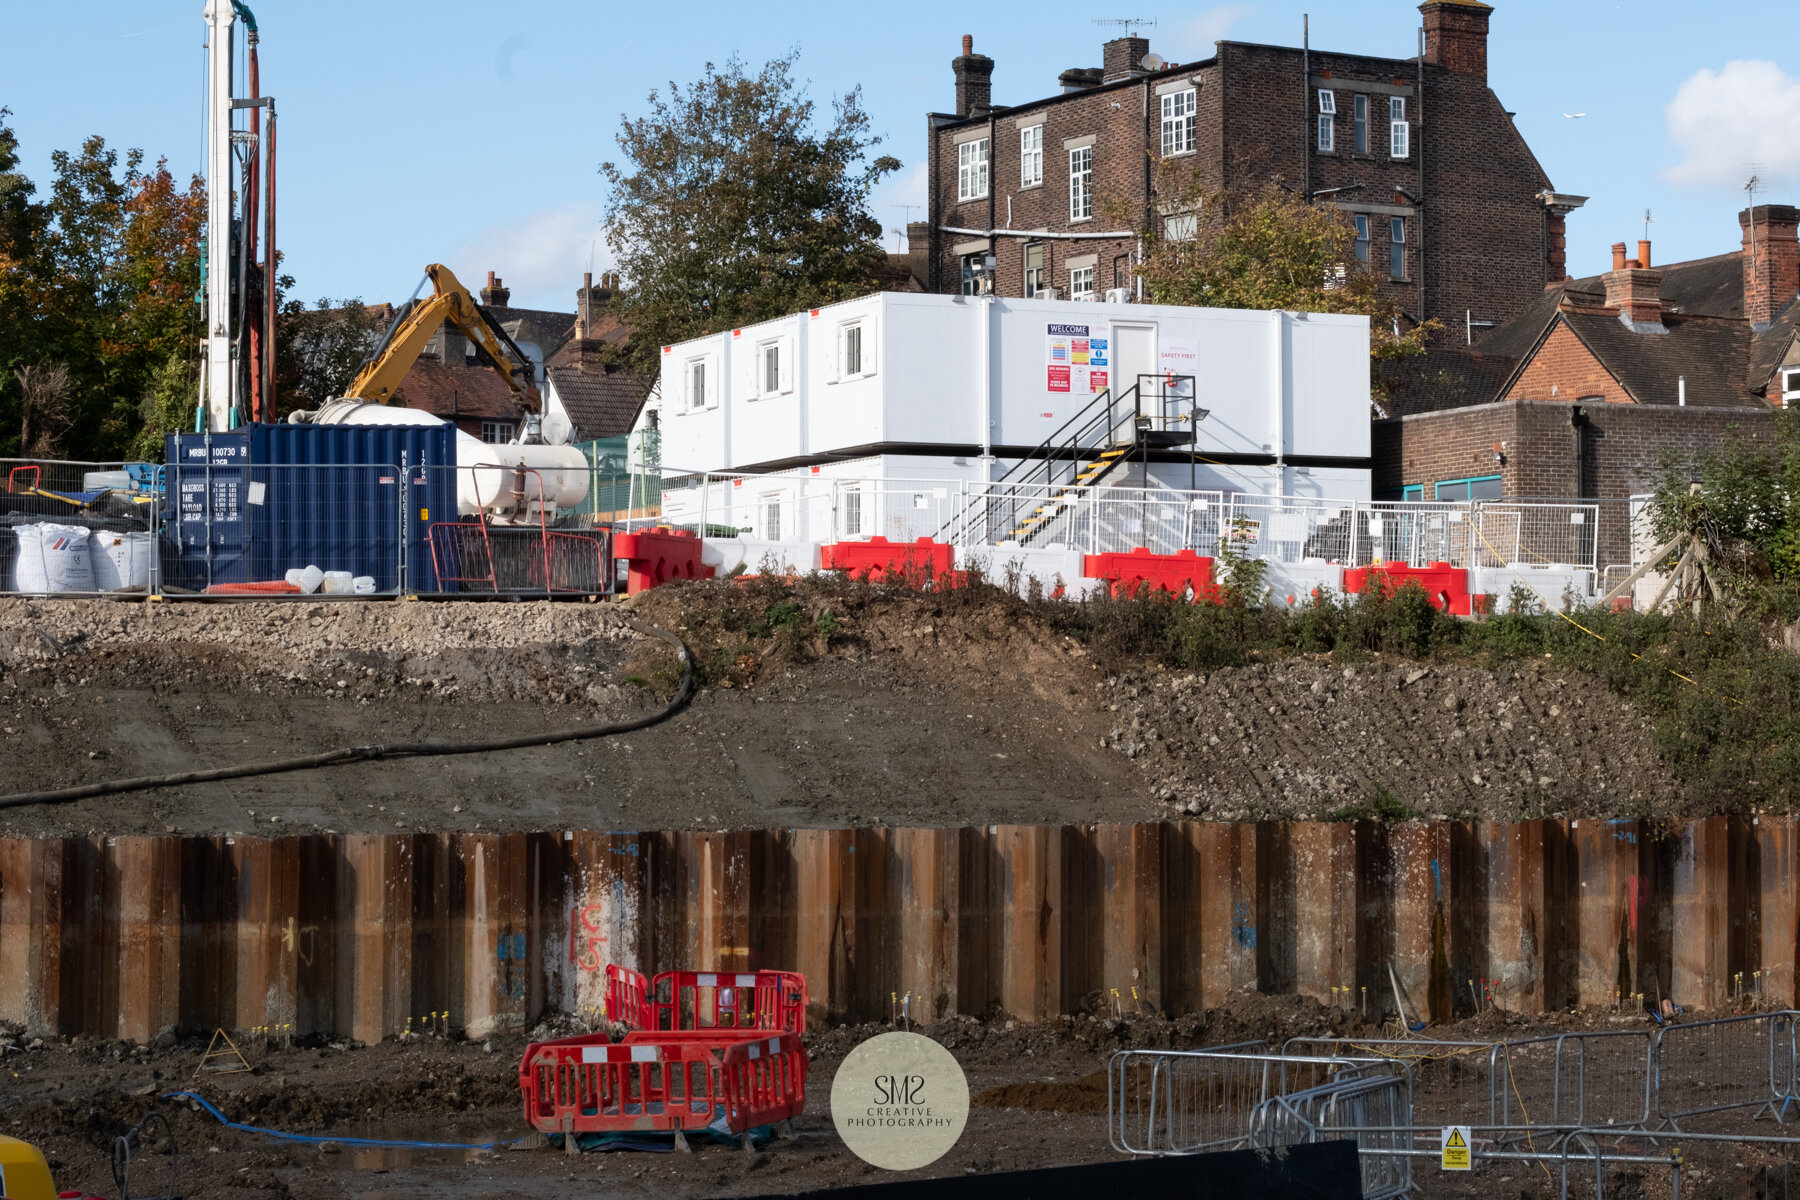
4;998;1775;1200
0;585;1687;837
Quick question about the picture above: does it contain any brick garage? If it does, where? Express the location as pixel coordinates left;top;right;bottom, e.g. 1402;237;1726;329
1374;400;1777;568
925;0;1576;334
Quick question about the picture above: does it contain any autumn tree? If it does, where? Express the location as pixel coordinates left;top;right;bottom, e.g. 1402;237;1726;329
274;295;386;418
600;52;900;372
1131;181;1440;395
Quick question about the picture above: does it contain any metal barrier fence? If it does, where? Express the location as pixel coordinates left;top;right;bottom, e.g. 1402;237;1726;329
1655;1010;1800;1127
1108;1048;1412;1199
5;456;1648;598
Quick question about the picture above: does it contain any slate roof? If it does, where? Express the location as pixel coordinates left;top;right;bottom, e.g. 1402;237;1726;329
391;360;524;421
544;338;655;441
1383;249;1785;416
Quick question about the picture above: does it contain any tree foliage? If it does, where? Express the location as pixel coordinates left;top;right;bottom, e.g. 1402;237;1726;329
1649;412;1800;588
600;53;900;372
274;295;386;419
1130;181;1441;394
0;111;205;460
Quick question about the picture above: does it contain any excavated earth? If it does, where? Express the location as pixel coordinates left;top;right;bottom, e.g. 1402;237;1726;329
0;584;1685;837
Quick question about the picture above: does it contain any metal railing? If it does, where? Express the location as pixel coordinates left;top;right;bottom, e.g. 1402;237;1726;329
1654;1010;1800;1127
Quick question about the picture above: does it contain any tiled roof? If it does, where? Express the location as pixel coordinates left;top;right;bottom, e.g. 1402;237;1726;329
1559;310;1754;407
544;339;654;441
391;360;526;421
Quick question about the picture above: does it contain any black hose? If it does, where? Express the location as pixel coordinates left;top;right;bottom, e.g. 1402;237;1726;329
0;618;692;809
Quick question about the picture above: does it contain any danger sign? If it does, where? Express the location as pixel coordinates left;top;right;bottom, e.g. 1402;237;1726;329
1440;1125;1472;1171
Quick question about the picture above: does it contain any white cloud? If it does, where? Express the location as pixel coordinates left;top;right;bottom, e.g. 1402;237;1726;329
450;201;608;311
1664;60;1800;189
1179;5;1253;55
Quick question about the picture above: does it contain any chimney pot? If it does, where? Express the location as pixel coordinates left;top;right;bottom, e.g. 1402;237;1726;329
1638;240;1652;269
1611;243;1627;271
961;34;972;56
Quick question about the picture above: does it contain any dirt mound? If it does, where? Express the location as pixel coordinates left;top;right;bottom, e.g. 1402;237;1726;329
976;1069;1109;1113
1115;657;1684;821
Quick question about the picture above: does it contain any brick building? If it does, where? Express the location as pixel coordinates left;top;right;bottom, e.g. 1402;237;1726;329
1374;205;1800;567
924;1;1579;333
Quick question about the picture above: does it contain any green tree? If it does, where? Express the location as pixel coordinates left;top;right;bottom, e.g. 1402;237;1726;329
600;52;900;371
1130;181;1441;395
274;295;386;418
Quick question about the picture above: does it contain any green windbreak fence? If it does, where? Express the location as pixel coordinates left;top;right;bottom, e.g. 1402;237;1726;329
573;434;661;517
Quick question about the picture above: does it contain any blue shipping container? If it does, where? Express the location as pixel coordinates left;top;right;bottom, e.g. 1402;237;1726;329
165;422;459;593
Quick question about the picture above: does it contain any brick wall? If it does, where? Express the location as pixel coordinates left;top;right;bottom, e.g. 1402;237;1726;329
927;21;1560;335
1505;320;1630;404
1374;399;1778;567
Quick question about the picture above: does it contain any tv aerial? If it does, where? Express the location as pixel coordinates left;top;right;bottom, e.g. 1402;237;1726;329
1094;16;1157;37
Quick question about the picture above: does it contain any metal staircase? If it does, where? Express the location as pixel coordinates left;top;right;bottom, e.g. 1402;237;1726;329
945;374;1199;549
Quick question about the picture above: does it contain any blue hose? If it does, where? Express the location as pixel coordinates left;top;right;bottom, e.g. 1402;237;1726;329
163;1091;526;1150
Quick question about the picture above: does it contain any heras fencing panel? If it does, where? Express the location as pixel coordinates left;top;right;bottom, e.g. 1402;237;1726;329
1469;500;1600;573
1249;1070;1414;1200
2;459;157;597
1655;1011;1800;1128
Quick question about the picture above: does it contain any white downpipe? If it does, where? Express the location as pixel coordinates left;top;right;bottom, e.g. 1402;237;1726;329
1270;311;1287;490
203;0;236;432
980;295;995;481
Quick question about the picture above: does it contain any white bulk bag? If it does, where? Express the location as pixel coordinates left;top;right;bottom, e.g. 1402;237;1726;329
90;529;153;592
12;523;94;593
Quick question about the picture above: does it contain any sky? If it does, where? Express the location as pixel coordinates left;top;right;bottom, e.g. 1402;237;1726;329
7;1;1800;312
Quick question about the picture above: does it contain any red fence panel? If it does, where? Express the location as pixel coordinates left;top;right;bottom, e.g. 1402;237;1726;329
820;536;954;584
1083;548;1216;601
1343;560;1472;615
648;970;808;1035
613;527;713;595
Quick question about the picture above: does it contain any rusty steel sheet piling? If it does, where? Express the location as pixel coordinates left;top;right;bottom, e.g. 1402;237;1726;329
0;817;1795;1043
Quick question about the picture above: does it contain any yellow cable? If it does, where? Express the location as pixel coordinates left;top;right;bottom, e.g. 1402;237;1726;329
1469;522;1741;708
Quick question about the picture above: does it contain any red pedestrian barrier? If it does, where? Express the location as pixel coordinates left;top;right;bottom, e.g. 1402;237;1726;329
1082;548;1217;601
1342;561;1473;615
647;970;808;1035
604;964;648;1028
517;1029;807;1138
612;527;715;595
820;536;953;584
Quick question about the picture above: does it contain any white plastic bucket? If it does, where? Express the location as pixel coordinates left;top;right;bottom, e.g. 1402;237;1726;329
90;530;152;592
11;524;94;593
321;570;354;595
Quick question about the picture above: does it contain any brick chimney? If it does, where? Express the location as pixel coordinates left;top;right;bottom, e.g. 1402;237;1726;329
1603;240;1665;333
480;271;510;307
1102;35;1150;84
1741;204;1800;329
1420;0;1492;81
952;35;995;118
1059;67;1103;94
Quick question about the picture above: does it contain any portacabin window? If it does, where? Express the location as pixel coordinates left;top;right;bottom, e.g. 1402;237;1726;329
685;357;708;411
762;493;783;541
1070;265;1095;302
1020;124;1043;187
842;486;863;537
1160;88;1196;156
957;137;989;202
1353;93;1369;154
1389;216;1407;280
762;341;780;395
1069;145;1093;221
838;320;871;379
1389;96;1410;159
1316;89;1335;152
1354;214;1371;263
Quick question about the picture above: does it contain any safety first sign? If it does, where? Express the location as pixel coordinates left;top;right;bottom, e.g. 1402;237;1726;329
1440;1125;1472;1170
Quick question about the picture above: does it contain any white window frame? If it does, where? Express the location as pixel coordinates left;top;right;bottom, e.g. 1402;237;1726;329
841;485;863;538
1354;214;1371;263
1318;88;1336;115
1389;216;1407;280
753;335;793;399
1353;93;1369;154
1317;113;1334;153
1020;124;1043;188
1163;211;1198;242
834;319;875;382
1069;146;1093;221
761;493;784;542
1160;88;1196;157
1024;242;1046;297
1389;96;1410;159
683;354;716;412
957;138;989;202
1070;265;1095;302
1782;368;1800;407
480;420;516;444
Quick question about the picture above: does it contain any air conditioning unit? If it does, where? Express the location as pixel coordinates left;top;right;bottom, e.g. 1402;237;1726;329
1103;287;1132;304
1039;287;1061;301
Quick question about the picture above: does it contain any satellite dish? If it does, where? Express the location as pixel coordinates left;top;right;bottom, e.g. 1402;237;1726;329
1141;52;1166;71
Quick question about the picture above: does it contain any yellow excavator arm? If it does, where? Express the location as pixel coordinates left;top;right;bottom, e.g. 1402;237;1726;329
342;264;542;414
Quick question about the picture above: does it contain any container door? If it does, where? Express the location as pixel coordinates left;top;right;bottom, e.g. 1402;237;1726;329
1114;324;1157;413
